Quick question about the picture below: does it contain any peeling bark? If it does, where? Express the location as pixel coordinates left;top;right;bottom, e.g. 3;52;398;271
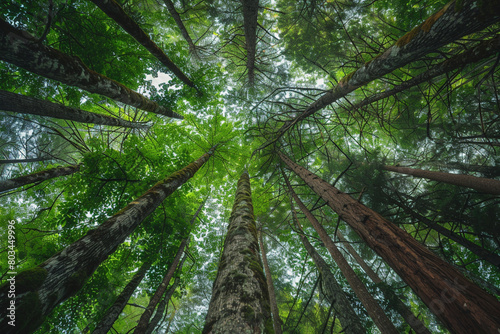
0;164;80;193
258;231;283;334
0;147;216;334
90;0;196;89
92;262;152;334
0;90;150;128
262;0;500;148
241;0;259;86
288;196;365;334
0;19;183;119
382;164;500;195
284;173;398;334
280;152;500;334
203;172;273;333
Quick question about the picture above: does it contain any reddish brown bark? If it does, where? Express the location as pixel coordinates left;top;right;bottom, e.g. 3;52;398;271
382;164;500;195
284;173;398;334
280;152;500;334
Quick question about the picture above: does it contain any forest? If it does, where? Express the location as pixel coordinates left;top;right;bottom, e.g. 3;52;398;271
0;0;499;333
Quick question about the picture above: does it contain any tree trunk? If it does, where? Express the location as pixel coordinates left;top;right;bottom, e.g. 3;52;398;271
0;146;216;334
288;196;365;334
393;199;500;269
284;173;399;334
382;164;500;195
0;158;53;164
0;19;182;119
336;231;432;334
133;239;187;334
0;164;80;193
258;231;283;334
144;274;181;334
0;90;150;128
162;0;199;57
350;35;500;113
260;0;500;148
89;0;196;89
92;262;152;334
241;0;259;86
203;172;273;333
279;152;500;334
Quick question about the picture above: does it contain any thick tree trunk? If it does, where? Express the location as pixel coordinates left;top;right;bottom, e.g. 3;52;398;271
350;35;500;113
280;152;500;334
203;172;273;333
393;199;500;269
258;231;283;334
0;19;182;119
0;164;80;193
0;90;149;128
162;0;198;57
260;0;500;148
144;274;181;334
92;261;152;334
289;197;365;334
284;173;399;334
241;0;259;86
89;0;196;89
382;164;500;195
336;231;432;334
0;146;216;334
133;239;187;334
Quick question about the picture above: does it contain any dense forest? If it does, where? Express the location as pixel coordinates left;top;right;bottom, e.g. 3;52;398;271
0;0;499;333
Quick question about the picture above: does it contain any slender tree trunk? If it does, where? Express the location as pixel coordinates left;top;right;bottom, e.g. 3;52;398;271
393;199;500;268
0;19;182;119
0;158;53;164
288;196;365;334
0;164;80;193
92;262;152;334
162;0;198;57
284;173;399;334
134;239;187;334
0;90;150;128
260;0;500;149
144;274;181;334
0;146;216;334
89;0;196;89
203;172;273;333
241;0;259;86
350;35;500;113
382;164;500;195
258;231;283;334
336;231;432;334
280;152;500;334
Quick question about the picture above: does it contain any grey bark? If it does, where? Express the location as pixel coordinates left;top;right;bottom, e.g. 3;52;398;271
0;90;150;128
241;0;259;85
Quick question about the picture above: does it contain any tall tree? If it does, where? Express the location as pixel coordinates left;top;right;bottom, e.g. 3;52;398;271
162;0;199;57
89;0;196;89
203;172;273;333
284;172;399;334
240;0;259;85
280;152;500;334
0;19;182;119
0;146;216;333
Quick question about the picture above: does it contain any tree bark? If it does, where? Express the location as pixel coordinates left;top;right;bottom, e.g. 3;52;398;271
258;231;283;334
0;18;183;119
280;152;500;334
288;196;365;334
0;158;53;164
260;0;500;149
0;164;80;193
133;239;187;334
92;261;152;334
203;172;273;333
382;164;500;195
0;146;216;334
162;0;199;57
349;35;500;113
89;0;196;89
241;0;259;86
144;274;181;334
0;90;149;128
336;231;432;334
284;173;399;334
